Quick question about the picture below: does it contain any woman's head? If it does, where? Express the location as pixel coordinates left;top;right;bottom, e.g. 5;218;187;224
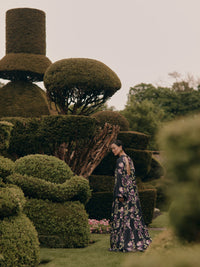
110;140;124;156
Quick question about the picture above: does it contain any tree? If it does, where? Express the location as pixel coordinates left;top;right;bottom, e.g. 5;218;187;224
44;58;121;115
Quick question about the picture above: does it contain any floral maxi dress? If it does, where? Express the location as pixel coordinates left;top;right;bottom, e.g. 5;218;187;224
110;155;152;252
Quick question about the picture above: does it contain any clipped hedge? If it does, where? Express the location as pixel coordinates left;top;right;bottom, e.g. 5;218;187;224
143;156;165;182
0;121;13;151
0;186;26;218
0;81;50;118
89;175;114;192
14;154;73;183
93;149;152;179
0;156;14;179
24;199;90;248
0;213;40;267
117;131;150;150
91;111;129;131
6;173;91;205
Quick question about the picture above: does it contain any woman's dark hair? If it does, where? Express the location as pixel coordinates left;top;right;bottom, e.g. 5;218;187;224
111;140;125;151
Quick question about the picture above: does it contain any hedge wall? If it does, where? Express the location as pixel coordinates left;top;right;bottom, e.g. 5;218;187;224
117;131;150;150
24;199;90;248
0;121;13;151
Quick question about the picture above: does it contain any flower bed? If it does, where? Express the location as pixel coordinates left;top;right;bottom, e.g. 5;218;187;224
88;219;110;234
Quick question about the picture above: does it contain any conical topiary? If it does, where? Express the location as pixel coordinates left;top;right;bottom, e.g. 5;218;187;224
0;8;51;82
0;81;50;117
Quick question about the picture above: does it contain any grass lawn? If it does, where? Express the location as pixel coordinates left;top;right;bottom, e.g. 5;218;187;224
39;213;166;267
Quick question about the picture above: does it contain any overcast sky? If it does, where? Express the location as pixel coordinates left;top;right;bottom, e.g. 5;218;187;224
1;0;200;110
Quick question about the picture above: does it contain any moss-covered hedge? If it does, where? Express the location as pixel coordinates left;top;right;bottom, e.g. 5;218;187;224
0;156;14;179
93;149;152;178
91;111;129;131
14;154;73;183
0;213;40;267
0;121;13;151
0;186;26;218
6;173;91;205
0;81;50;118
117;131;150;150
24;199;90;248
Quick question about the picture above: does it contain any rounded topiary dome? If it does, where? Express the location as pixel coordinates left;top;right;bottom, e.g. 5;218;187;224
44;58;121;115
0;81;50;117
91;110;129;131
14;154;74;184
0;8;51;81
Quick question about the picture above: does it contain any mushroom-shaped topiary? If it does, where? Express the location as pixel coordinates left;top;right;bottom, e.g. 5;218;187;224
0;81;50;117
91;110;129;131
0;8;51;82
44;58;121;115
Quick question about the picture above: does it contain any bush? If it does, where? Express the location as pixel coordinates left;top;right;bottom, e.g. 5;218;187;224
0;81;50;117
91;111;129;130
0;186;26;218
14;154;73;183
138;189;157;225
93;149;152;179
0;213;40;267
117;131;149;150
0;156;14;179
6;173;91;205
89;175;114;192
0;121;13;151
144;157;165;182
24;199;90;248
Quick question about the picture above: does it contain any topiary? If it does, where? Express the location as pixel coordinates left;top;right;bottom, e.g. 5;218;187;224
0;8;51;82
24;199;90;248
0;121;13;151
117;131;149;150
0;81;50;118
0;186;40;267
91;110;129;131
0;156;14;180
44;58;121;115
14;154;73;183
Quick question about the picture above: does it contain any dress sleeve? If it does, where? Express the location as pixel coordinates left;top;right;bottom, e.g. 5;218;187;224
114;158;128;200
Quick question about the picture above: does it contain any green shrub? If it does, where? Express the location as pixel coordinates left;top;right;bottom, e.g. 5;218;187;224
14;154;73;183
0;156;14;179
138;189;157;225
0;186;26;218
117;131;149;150
6;173;91;205
89;175;114;192
0;213;40;267
144;156;165;182
0;81;50;117
93;149;152;179
91;111;129;130
0;121;13;151
24;199;90;248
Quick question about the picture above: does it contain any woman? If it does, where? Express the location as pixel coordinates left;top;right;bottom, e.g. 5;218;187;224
109;140;152;252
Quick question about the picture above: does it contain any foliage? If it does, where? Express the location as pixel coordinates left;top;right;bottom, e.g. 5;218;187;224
44;58;121;115
117;131;149;150
24;199;90;248
0;156;14;179
14;154;73;183
0;213;40;267
91;110;129;131
0;186;26;218
0;81;50;118
89;175;114;193
6;173;91;205
88;219;110;234
158;114;200;242
0;121;13;151
144;156;165;181
0;8;51;81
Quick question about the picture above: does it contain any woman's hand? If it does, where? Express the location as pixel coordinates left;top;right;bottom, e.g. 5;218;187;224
118;197;125;202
